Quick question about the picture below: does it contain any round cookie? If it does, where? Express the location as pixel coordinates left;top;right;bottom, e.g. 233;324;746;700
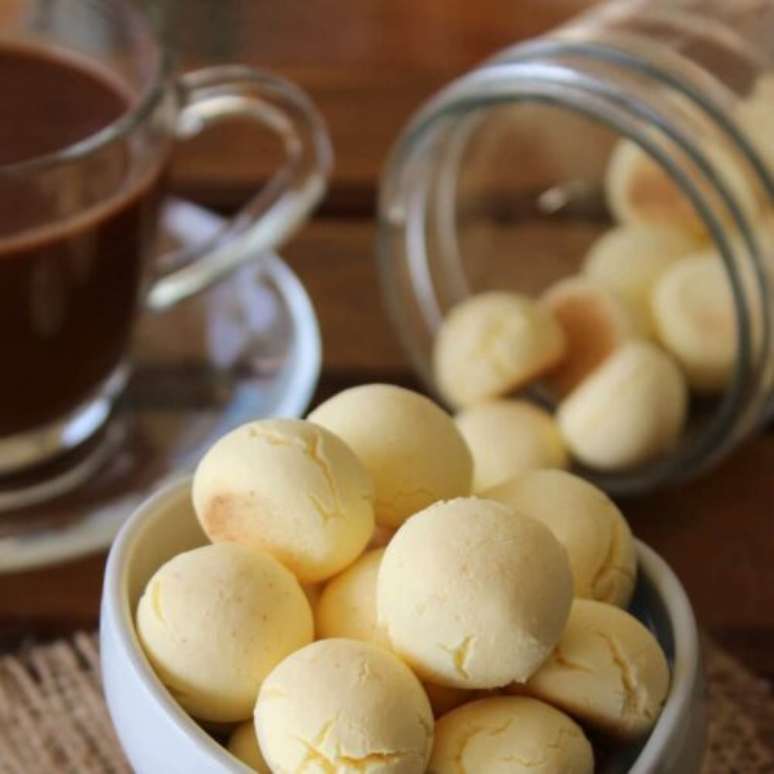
192;418;374;583
429;696;593;774
605;138;759;238
136;543;313;722
455;400;568;492
484;469;636;607
378;498;573;688
541;276;637;395
316;548;389;646
557;341;688;471
227;721;270;773
255;639;433;774
315;547;469;717
652;252;736;393
523;599;670;739
582;222;701;336
308;384;473;529
432;291;566;409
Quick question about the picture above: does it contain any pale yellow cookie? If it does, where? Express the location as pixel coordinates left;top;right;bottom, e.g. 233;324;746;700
136;543;313;722
309;384;473;529
582;222;701;336
315;547;470;717
455;400;567;492
542;275;638;395
255;639;433;774
652;252;736;393
378;498;573;689
484;469;636;607
428;696;593;774
606;138;759;238
557;341;688;470
524;599;670;739
432;291;566;408
316;548;389;646
192;419;374;583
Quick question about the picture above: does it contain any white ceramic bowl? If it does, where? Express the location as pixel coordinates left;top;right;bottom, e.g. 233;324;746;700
100;478;706;773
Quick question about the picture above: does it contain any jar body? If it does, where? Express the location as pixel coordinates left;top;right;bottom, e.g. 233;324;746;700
378;0;774;493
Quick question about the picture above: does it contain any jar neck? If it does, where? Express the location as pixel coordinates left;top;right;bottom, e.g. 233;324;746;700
379;30;774;493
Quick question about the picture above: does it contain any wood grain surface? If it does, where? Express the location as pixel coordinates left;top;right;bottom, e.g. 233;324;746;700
170;0;599;210
1;0;773;692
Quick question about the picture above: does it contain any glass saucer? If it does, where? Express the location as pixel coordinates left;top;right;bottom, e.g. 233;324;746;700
0;200;321;573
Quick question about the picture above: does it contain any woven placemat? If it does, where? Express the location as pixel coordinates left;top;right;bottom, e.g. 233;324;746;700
0;633;772;773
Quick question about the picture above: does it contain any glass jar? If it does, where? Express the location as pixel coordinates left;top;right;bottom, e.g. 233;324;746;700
378;0;774;494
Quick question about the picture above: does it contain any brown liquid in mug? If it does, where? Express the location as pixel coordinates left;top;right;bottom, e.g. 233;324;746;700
0;44;166;437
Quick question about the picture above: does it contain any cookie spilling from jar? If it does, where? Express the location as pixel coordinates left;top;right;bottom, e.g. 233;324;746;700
433;289;691;475
432;89;774;474
136;384;671;773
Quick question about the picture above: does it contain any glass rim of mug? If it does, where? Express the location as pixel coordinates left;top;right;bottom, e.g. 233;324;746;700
0;5;171;177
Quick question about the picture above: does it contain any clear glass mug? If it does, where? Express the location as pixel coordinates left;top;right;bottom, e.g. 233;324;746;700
379;0;774;494
0;0;332;504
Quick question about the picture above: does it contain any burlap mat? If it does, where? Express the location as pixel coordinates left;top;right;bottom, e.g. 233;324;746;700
0;633;772;773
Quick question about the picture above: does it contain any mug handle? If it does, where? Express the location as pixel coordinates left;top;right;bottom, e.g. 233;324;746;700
145;65;333;312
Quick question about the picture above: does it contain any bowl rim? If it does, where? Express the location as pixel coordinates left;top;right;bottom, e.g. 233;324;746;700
102;478;251;772
101;477;702;773
629;541;701;774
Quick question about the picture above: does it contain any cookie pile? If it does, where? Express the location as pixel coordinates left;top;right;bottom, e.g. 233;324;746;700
433;75;774;474
136;383;670;773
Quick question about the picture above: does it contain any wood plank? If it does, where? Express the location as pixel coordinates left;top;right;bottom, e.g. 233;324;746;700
281;217;604;371
175;0;594;76
283;219;405;370
169;0;600;209
0;554;106;650
628;432;774;640
171;70;428;214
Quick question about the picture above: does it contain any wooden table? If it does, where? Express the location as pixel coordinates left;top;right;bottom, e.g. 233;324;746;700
1;0;773;689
